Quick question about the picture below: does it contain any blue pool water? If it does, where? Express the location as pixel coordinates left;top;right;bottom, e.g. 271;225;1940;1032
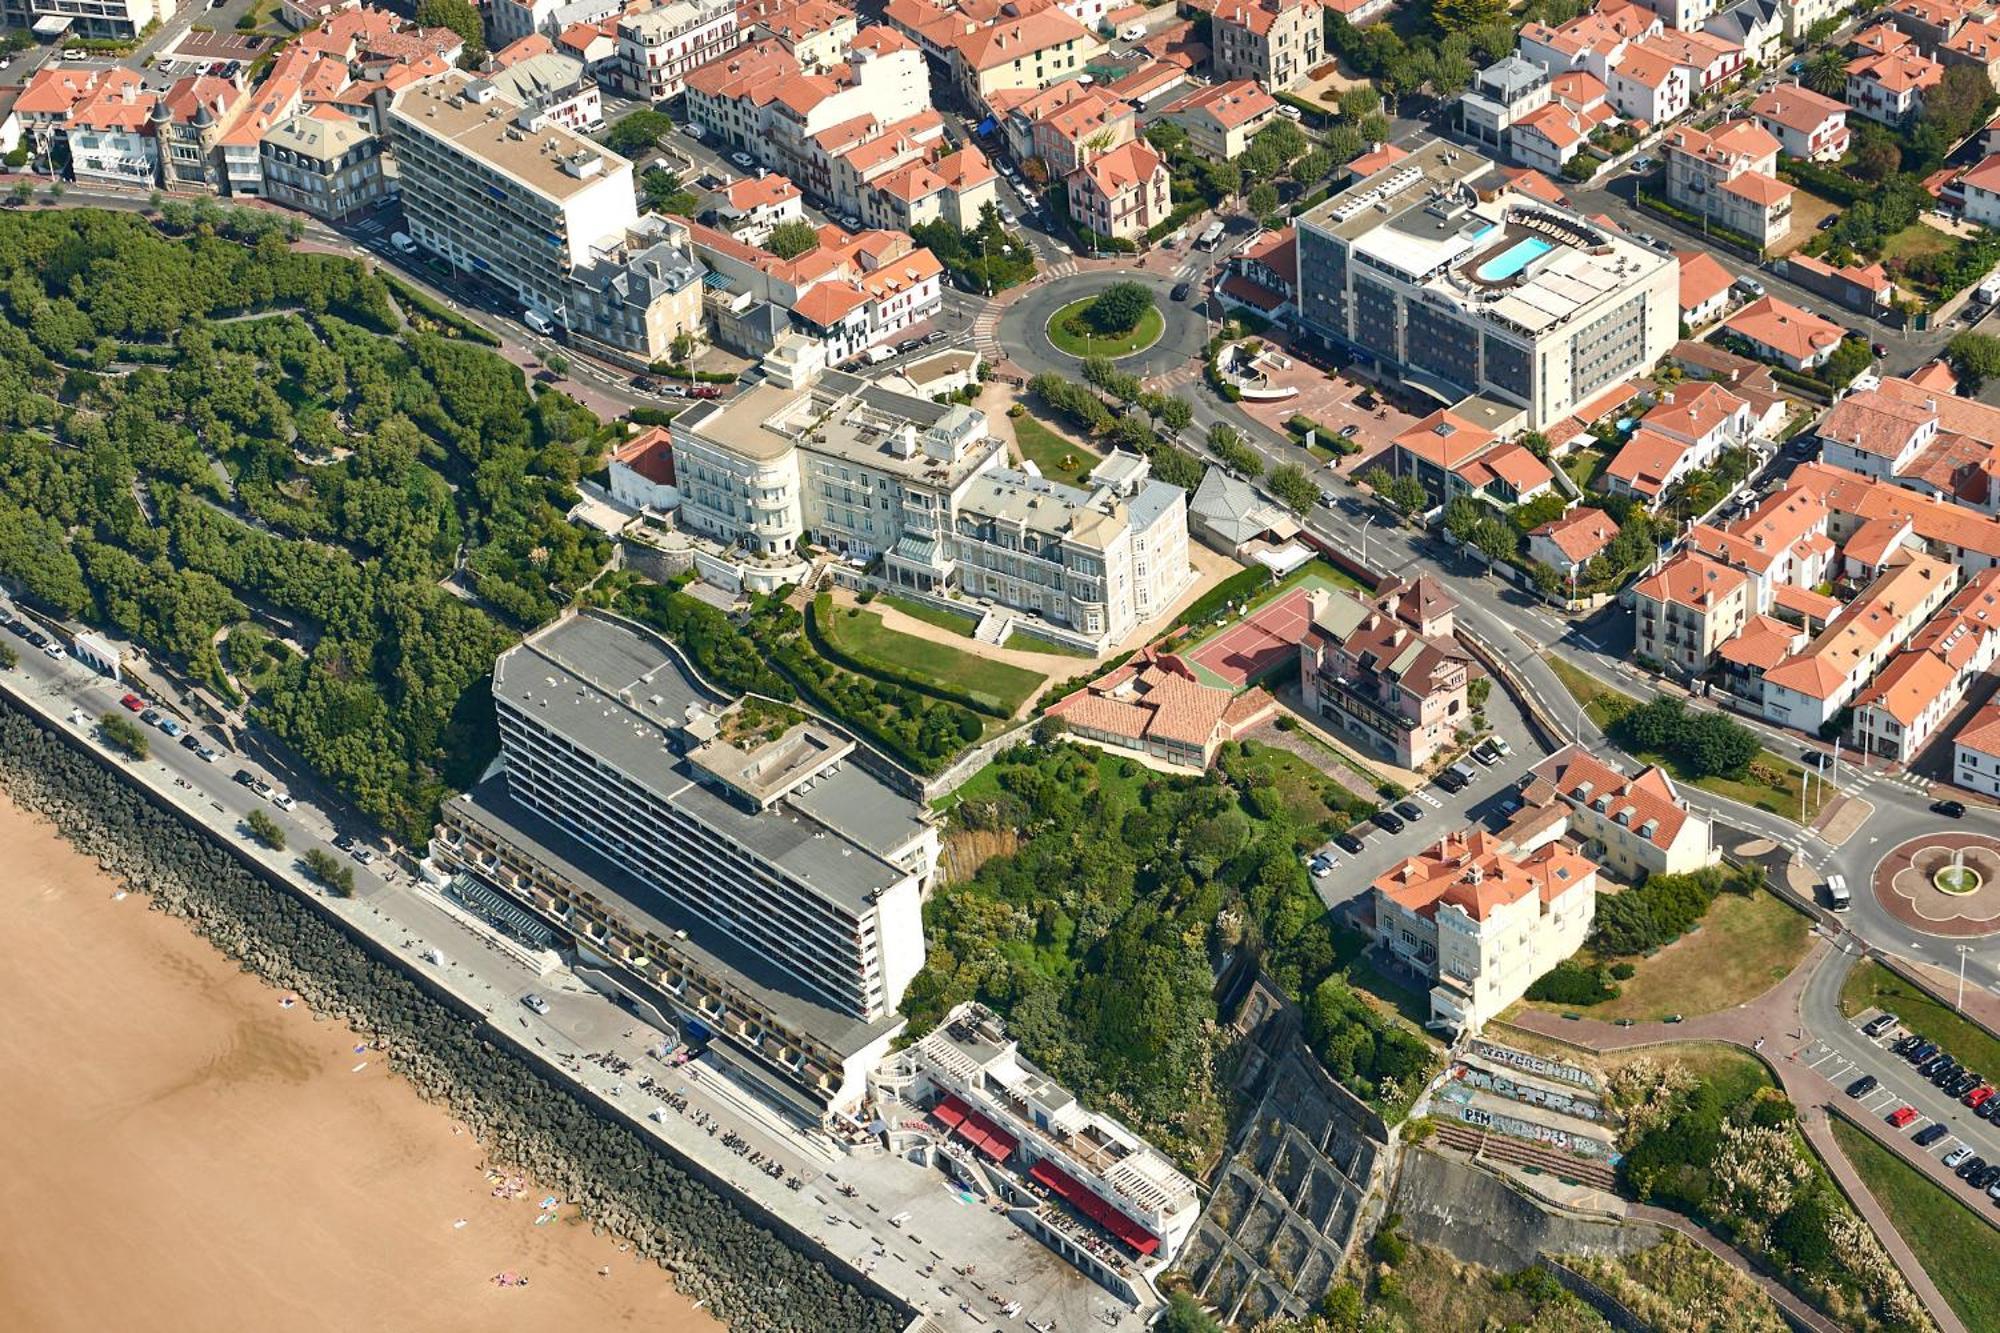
1475;236;1553;283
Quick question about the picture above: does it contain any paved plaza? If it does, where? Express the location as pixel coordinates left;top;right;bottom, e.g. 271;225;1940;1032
1872;832;2000;937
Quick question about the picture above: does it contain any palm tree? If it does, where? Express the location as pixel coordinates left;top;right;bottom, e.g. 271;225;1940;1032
1804;50;1848;98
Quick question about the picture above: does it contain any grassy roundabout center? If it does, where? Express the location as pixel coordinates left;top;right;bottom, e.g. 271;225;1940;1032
1045;297;1165;359
1935;866;1983;895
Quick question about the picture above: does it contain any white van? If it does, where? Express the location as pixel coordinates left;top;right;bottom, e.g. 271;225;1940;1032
1826;874;1850;911
523;307;554;335
390;231;416;254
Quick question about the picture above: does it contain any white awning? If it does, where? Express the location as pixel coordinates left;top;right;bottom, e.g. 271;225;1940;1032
32;14;74;32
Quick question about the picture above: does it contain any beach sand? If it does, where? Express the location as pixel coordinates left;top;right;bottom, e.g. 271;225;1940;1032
0;794;721;1333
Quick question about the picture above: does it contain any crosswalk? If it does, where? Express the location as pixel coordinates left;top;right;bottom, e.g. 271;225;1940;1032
1151;364;1200;391
1040;259;1081;281
971;304;1002;357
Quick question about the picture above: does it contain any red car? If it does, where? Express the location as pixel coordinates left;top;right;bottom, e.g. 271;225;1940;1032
119;693;145;711
1966;1085;1994;1109
1888;1105;1919;1129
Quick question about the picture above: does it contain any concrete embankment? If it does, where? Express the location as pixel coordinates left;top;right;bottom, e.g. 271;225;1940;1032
0;694;909;1333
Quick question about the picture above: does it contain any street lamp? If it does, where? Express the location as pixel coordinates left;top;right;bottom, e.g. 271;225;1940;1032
1957;944;1975;1014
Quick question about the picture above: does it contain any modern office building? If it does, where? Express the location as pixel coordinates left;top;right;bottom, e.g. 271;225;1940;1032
430;608;938;1122
1295;140;1678;432
388;71;704;364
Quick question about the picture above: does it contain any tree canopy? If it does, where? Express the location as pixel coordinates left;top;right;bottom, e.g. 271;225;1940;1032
1085;281;1154;334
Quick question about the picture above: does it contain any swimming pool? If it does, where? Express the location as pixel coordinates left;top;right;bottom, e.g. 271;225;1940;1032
1474;236;1553;283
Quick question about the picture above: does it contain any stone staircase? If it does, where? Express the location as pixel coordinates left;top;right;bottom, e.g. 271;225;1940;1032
973;606;1013;645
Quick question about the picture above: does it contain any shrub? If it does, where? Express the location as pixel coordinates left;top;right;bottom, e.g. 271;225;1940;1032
99;712;149;760
245;808;285;850
1610;960;1637;980
1525;960;1617;1005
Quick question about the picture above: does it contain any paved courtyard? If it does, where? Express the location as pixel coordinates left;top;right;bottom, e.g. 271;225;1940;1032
1234;361;1427;478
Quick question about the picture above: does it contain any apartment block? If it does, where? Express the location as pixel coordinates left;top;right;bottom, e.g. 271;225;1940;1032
1519;746;1719;880
1760;552;1957;733
430;609;937;1123
615;0;743;101
1159;80;1277;161
687;220;942;364
1953;699;2000;794
1295;141;1678;433
388;71;704;365
1;0;173;39
1749;83;1850;161
1662;119;1793;250
1850;565;2000;760
1211;0;1323;92
1604;380;1754;506
1298;579;1472;770
259;109;391;218
1633;552;1753;672
1068;141;1171;242
1371;831;1598;1032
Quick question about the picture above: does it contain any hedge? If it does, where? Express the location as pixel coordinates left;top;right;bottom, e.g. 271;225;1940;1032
381;275;502;346
1778;159;1866;207
805;594;1009;717
1273;90;1332;126
1635;188;1762;257
1144;199;1205;245
627;406;682;427
1173;565;1276;633
768;639;954;774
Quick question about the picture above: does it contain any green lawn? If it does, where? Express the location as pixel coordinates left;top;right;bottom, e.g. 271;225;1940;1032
1524;888;1811;1022
816;603;1046;716
1880;223;1954;264
1001;630;1094;657
1543;653;1824;823
879;594;978;638
1840;959;2000;1076
1830;1117;2000;1332
937;746;1150;814
1009;412;1101;486
1564;446;1611;494
1045;299;1166;358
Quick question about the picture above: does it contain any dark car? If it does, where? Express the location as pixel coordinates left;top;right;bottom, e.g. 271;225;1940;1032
1170;282;1191;302
897;337;922;354
233;769;257;787
1394;801;1425;823
1932;799;1967;818
1370;809;1406;834
1434;769;1467;794
179;732;202;751
1334;832;1366;855
1908;1040;1937;1063
630;376;656;393
1934;1062;1964;1087
1817;214;1839;231
1975;1163;2000;1189
1802;749;1834;770
1872;343;1889;359
333;832;355;852
1980;1095;2000;1121
1957;1155;1988;1181
1846;1074;1879;1098
1915;1123;1951;1147
1893;1034;1919;1055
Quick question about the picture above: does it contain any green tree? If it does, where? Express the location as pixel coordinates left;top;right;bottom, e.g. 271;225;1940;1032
1207;423;1262;477
303;847;356;896
99;712;148;760
1431;0;1509;31
1361;466;1427;516
415;0;485;62
1340;85;1382;120
762;219;820;260
1086;281;1154;334
639;167;699;215
1947;331;2000;391
602;109;677;158
1804;49;1847;97
1157;397;1194;434
1247;182;1280;220
1267;463;1319;513
1158;1291;1223;1333
245;808;286;850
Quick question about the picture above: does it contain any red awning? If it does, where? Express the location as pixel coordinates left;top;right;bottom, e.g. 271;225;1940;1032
957;1108;1018;1161
1025;1157;1159;1255
930;1093;968;1130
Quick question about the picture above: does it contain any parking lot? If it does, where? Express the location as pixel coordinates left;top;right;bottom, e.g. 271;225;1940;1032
1805;1006;2000;1215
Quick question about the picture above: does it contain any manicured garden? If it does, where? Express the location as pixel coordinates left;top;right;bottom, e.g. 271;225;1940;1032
812;598;1047;718
1009;412;1101;486
880;594;979;638
1045;282;1166;359
1830;1117;2000;1333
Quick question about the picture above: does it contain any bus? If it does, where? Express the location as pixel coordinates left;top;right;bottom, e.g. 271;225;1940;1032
1195;220;1226;250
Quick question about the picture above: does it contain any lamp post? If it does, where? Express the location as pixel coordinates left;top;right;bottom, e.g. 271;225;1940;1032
1958;944;1975;1014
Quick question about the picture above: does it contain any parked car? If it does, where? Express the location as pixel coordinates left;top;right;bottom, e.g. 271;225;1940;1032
1471;743;1500;767
1966;1084;1994;1109
270;792;296;811
1802;749;1834;770
1956;1155;1987;1180
157;717;184;738
729;151;754;168
1817;214;1839;232
1888;1105;1919;1128
1449;761;1479;786
1308;855;1334;880
1394;801;1425;823
1863;1013;1899;1038
1371;809;1406;834
1170;282;1191;302
1932;799;1967;818
1334;832;1366;854
1845;1074;1879;1098
521;993;551;1015
120;693;146;711
139;708;160;725
1434;769;1467;794
234;769;257;787
1916;1123;1951;1147
1943;1146;1973;1169
1980;1095;2000;1121
179;732;202;752
193;745;219;764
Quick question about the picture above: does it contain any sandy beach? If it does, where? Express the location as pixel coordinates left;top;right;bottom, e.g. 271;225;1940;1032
0;793;722;1333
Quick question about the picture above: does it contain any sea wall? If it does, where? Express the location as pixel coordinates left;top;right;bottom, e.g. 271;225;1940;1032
0;695;908;1333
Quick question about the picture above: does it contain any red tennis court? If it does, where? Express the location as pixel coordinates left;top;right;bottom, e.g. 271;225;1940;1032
1185;588;1316;687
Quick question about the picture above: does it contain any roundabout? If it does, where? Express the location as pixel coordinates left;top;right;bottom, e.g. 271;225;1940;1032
1043;296;1165;359
1872;832;2000;937
996;271;1212;380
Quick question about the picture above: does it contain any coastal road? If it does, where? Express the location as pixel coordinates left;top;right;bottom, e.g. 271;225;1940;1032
0;608;1136;1333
